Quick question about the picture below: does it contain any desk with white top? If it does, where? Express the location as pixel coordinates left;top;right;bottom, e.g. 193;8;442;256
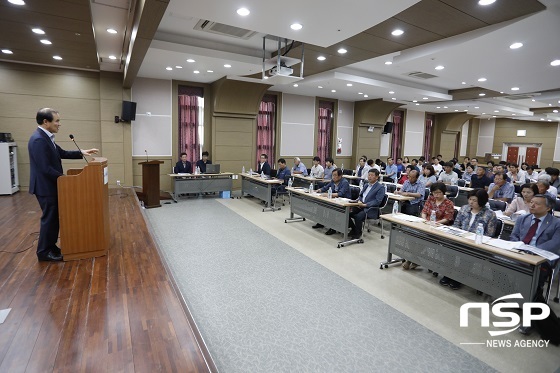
240;173;283;212
380;213;546;301
285;187;362;248
292;174;325;189
169;173;233;201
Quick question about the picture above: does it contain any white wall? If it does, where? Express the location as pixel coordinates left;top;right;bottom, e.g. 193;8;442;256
477;118;495;156
460;120;469;156
131;78;172;157
336;100;354;156
280;93;315;156
555;123;560;162
403;109;425;156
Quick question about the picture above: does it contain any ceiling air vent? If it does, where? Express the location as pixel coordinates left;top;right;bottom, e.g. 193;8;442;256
502;95;534;100
405;71;438;80
194;19;258;39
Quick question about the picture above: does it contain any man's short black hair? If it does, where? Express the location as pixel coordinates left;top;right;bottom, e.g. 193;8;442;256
368;168;380;176
202;151;209;157
313;156;321;162
325;157;334;164
469;189;489;207
332;168;343;177
180;152;187;157
260;153;268;160
36;108;58;125
278;158;286;164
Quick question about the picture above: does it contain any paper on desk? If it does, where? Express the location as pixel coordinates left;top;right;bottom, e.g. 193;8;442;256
494;210;510;220
392;214;424;222
518;244;559;262
486;239;523;251
463;233;492;244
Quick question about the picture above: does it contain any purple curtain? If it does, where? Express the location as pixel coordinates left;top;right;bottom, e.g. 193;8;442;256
257;97;276;167
178;95;200;162
317;101;333;163
391;110;404;159
424;114;434;160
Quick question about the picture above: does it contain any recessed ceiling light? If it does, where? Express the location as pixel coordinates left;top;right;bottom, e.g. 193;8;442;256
2;49;13;54
423;97;429;100
166;67;172;70
391;29;404;36
549;103;552;106
482;113;486;115
500;91;504;94
318;86;323;89
479;0;496;5
32;28;45;34
358;92;363;95
207;70;213;73
236;7;250;16
443;106;448;109
389;91;394;94
346;83;352;86
8;0;25;5
511;87;519;91
193;70;200;74
475;106;479;109
412;100;418;103
317;56;326;61
290;23;303;31
548;119;552;122
331;89;336;93
493;115;497;118
52;55;62;60
263;76;268;79
175;65;182;68
385;61;392;65
464;110;468;112
293;84;298;87
415;103;420;106
478;77;487;82
479;93;486;96
108;55;116;60
461;82;466;85
435;65;444;70
391;98;396;100
494;110;499;113
554;110;559;113
454;110;459;112
75;33;81;36
436;107;441;109
509;42;523;49
224;64;231;68
512;114;516;116
550;60;560;66
337;48;347;54
532;99;536;102
540;118;545;121
107;28;118;34
364;95;368;98
40;39;52;45
186;59;195;63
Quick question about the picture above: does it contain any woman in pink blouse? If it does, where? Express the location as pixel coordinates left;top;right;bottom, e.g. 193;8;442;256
504;183;539;217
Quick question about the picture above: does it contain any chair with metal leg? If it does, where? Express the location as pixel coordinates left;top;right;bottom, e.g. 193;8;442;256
365;194;389;238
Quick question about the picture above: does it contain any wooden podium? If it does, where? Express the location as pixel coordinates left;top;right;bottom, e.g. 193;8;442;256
138;160;163;208
57;157;110;261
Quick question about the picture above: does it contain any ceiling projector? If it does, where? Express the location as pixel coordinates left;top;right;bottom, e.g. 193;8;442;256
270;65;293;76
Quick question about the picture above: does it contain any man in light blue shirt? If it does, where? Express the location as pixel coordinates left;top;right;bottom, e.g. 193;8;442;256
488;172;515;203
395;170;425;215
384;157;398;182
292;157;308;176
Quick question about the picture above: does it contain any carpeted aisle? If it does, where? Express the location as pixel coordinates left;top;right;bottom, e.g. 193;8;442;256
146;199;493;373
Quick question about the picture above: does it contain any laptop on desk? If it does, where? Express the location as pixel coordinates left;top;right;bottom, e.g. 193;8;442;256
205;164;220;174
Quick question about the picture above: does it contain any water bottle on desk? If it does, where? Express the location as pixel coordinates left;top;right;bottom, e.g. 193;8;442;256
309;184;314;194
359;179;363;189
242;166;245;174
392;201;399;215
288;178;293;188
341;163;344;171
475;223;484;244
260;171;265;179
195;166;200;175
328;187;332;199
249;168;253;175
430;210;436;226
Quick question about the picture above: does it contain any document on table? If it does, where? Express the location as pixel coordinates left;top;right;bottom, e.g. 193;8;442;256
486;239;523;251
486;240;559;261
392;214;424;222
463;233;492;244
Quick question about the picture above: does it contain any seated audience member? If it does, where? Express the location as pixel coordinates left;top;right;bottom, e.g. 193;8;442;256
312;168;351;234
536;175;558;199
175;152;192;173
441;189;497;289
438;162;459;185
310;156;325;178
355;156;368;178
196;151;212;173
488;172;515;203
292;157;308;175
504;183;539;217
375;158;386;170
402;157;410;168
348;169;386;239
323;157;336;180
403;183;455;270
398;165;415;184
274;158;291;193
366;159;376;173
493;164;511;182
418;165;437;187
462;165;475;182
410;159;420;173
461;157;470;171
396;157;405;173
437;154;444;162
384;157;398;182
431;157;442;174
520;162;530;171
417;156;426;168
525;165;539;182
470;157;479;172
486;160;494;169
470;166;492;190
395;170;425;215
546;167;560;189
507;163;527;183
257;153;271;176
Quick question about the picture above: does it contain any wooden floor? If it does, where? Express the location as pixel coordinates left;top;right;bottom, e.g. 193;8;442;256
0;189;212;372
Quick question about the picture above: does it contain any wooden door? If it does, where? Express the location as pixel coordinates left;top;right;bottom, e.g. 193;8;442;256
506;146;519;164
525;147;539;166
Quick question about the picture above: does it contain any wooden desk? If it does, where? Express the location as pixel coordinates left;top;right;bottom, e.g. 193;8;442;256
380;214;545;301
292;174;325;189
240;173;283;212
169;173;233;201
285;187;362;248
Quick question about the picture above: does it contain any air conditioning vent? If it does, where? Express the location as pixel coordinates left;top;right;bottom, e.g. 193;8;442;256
503;95;534;100
405;71;438;80
194;19;258;39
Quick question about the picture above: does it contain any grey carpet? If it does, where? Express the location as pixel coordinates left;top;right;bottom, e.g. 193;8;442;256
146;199;494;373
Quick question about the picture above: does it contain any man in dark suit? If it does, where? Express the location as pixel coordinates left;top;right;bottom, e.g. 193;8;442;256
175;152;192;173
195;151;212;173
257;153;271;176
28;108;98;262
348;169;386;239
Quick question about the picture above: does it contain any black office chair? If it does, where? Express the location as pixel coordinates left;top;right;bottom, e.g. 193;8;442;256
386;184;397;193
555;199;560;213
270;169;277;178
306;168;312;176
488;199;507;212
419;187;431;212
273;174;292;208
447;185;459;203
514;184;522;194
350;185;360;200
342;169;353;176
457;179;466;187
365;194;389;238
493;219;503;239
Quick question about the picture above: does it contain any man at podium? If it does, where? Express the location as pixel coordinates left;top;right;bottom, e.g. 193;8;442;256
28;108;99;262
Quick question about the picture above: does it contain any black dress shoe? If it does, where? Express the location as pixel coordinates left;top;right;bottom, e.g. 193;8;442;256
352;232;362;239
38;251;63;262
439;276;450;286
325;228;336;235
312;223;325;229
449;280;462;290
52;246;61;256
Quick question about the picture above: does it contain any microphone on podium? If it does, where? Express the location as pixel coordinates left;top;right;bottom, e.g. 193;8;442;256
145;149;149;162
69;134;89;164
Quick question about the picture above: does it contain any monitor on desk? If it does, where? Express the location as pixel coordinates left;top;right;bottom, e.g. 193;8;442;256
205;164;220;174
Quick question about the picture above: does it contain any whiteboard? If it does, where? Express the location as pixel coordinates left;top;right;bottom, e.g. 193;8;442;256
280;122;314;156
132;114;172;156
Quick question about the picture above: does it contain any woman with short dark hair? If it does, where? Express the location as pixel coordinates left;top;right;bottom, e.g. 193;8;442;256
504;183;539;217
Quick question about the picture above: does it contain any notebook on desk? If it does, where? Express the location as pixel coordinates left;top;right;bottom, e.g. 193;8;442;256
205;164;220;174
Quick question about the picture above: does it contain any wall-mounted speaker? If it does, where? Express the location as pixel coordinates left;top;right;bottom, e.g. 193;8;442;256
382;121;393;134
121;101;137;122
